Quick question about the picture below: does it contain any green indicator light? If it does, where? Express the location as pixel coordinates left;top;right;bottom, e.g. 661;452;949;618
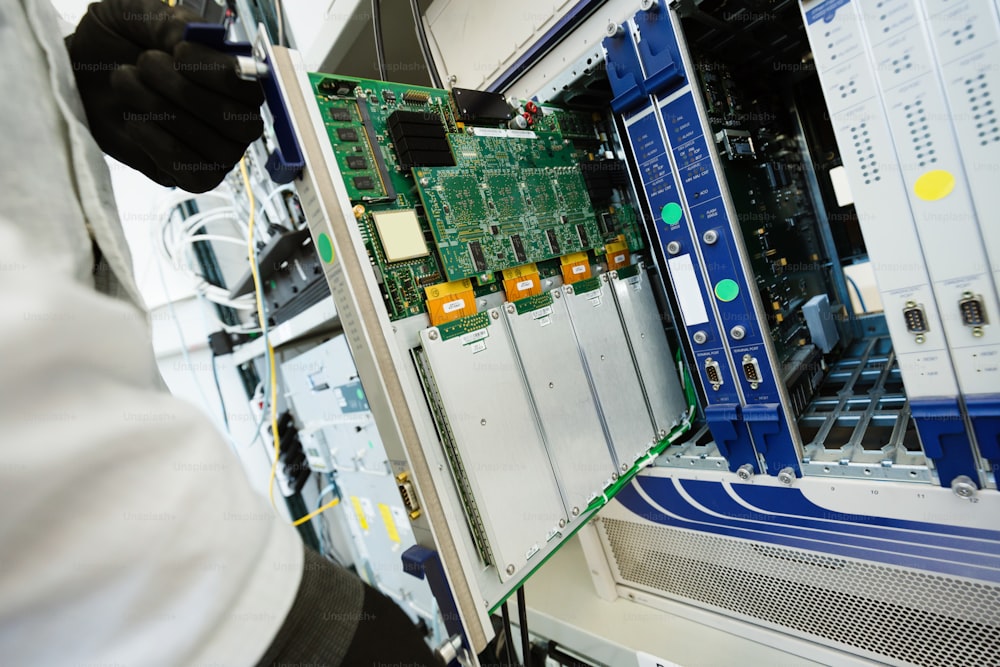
356;387;365;400
317;232;334;263
714;279;740;302
661;202;683;226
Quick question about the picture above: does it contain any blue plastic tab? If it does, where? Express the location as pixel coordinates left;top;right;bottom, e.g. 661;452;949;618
603;28;646;113
743;403;799;476
705;404;759;473
402;545;467;657
910;398;979;488
966;394;1000;463
183;24;304;184
631;6;686;96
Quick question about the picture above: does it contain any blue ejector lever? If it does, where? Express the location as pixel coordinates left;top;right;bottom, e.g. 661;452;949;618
182;23;304;183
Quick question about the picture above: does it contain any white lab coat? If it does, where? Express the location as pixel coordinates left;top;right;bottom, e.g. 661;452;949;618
0;2;303;665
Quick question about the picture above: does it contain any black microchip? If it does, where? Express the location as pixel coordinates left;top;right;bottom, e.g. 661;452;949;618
490;225;500;235
511;235;527;263
319;78;357;97
381;89;396;103
451;87;514;123
546;229;561;255
346;155;367;170
337;127;359;142
469;241;487;272
353;176;376;190
329;107;352;122
576;224;589;248
386;109;454;169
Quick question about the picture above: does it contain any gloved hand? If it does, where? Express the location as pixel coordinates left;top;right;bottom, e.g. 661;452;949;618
67;0;264;193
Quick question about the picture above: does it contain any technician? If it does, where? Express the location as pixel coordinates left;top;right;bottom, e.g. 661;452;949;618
0;1;440;664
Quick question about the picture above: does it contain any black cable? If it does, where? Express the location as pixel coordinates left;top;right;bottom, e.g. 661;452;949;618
501;601;516;666
210;353;231;433
517;586;531;667
371;0;388;81
409;0;443;88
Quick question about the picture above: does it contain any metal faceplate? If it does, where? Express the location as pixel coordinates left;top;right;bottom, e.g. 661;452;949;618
562;277;657;468
418;310;567;582
610;267;689;438
504;293;618;514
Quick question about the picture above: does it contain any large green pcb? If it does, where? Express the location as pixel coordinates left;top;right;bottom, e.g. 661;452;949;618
308;73;643;320
414;132;599;281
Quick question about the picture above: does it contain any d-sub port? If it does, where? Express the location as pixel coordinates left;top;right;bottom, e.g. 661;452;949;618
742;354;761;389
396;472;421;519
959;292;987;329
705;358;723;390
903;301;928;334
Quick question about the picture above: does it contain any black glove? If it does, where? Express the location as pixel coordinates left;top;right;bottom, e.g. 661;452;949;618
68;0;265;193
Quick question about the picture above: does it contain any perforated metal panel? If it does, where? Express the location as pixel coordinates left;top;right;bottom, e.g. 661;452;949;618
598;518;1000;667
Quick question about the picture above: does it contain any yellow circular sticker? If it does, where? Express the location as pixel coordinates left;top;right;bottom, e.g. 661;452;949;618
914;170;955;201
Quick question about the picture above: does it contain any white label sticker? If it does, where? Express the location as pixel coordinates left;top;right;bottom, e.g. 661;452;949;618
506;129;538;139
472;127;506;137
468;340;488;354
532;306;553;320
442;298;466;313
614;253;626;264
666;254;710;325
516;279;534;291
461;328;489;345
572;264;587;274
537;316;552;327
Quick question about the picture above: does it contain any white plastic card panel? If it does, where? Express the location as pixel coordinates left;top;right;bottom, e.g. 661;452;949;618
801;0;961;398
504;294;617;514
922;0;1000;296
610;268;688;438
859;0;1000;395
562;278;656;468
419;310;566;581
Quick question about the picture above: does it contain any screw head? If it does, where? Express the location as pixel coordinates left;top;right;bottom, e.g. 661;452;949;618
565;285;574;295
736;463;754;481
506;564;516;575
558;518;567;528
951;475;977;498
606;21;623;37
730;325;746;340
702;229;719;244
553;290;561;299
973;327;984;338
640;0;658;10
571;507;580;517
666;240;681;255
777;467;796;485
506;304;516;314
621;463;629;473
693;330;708;344
428;330;439;340
480;418;487;426
491;310;499;320
915;334;925;344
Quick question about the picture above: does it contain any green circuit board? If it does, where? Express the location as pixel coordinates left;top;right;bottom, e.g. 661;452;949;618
414;132;599;281
308;73;644;320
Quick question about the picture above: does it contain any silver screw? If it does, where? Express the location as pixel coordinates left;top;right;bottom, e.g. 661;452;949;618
553;291;561;299
777;467;796;485
951;475;977;498
480;418;487;426
730;325;746;340
736;463;754;481
571;507;580;517
693;330;708;344
565;285;574;295
621;463;629;473
611;472;619;481
506;304;516;314
558;518;566;528
419;177;429;186
666;241;681;255
702;229;719;244
491;310;499;320
640;0;658;10
428;330;439;340
915;334;925;344
505;564;515;575
605;21;623;38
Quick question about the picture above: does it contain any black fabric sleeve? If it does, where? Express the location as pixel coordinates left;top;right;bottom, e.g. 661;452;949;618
255;545;443;667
